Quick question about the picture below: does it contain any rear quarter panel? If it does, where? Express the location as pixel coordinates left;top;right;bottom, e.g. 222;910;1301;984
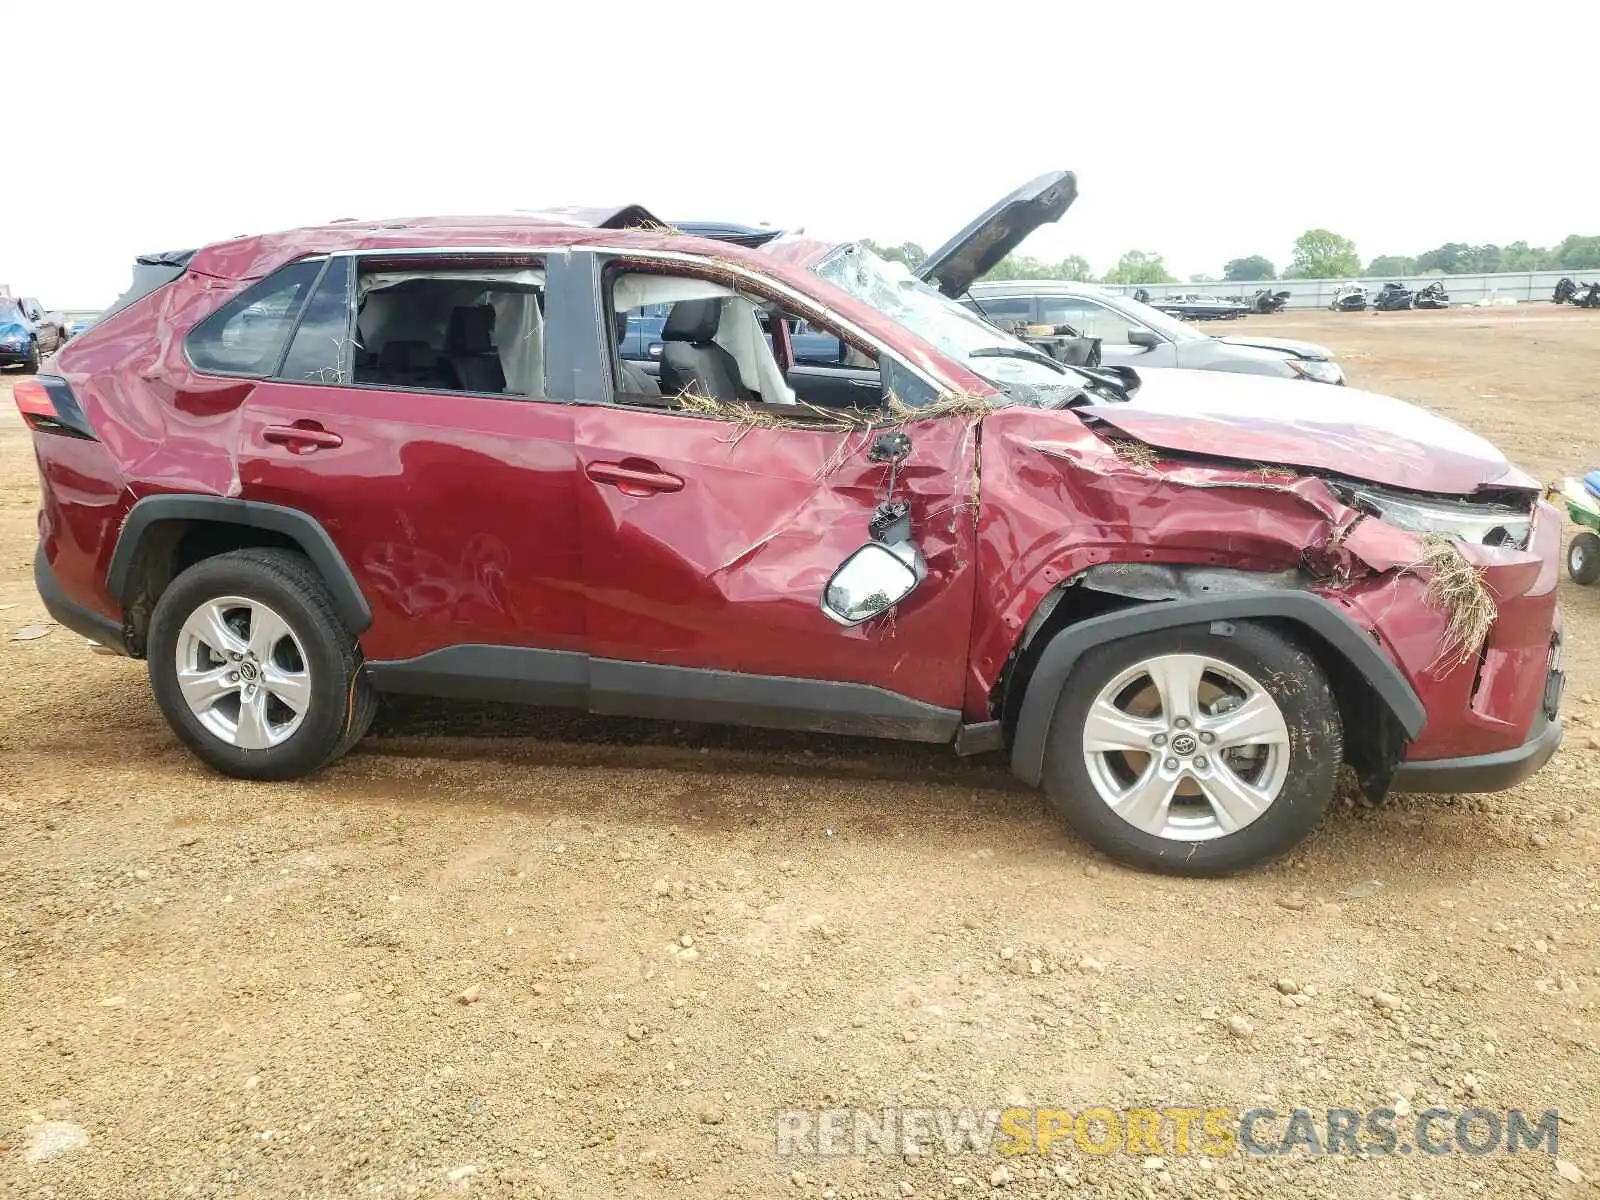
46;273;262;615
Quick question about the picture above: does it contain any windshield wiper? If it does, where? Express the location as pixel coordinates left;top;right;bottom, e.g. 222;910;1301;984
968;345;1070;374
1075;366;1135;402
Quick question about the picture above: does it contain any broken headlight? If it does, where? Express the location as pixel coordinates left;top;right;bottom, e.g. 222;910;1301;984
1331;482;1533;549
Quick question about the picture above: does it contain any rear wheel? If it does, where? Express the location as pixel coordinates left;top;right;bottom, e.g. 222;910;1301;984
1568;532;1600;585
1042;621;1341;875
146;548;375;779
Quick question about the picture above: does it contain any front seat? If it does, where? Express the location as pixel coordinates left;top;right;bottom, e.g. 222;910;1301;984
658;299;746;402
443;305;505;393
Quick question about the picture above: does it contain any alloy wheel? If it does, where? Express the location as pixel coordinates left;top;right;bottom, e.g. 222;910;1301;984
174;596;311;750
1080;653;1291;841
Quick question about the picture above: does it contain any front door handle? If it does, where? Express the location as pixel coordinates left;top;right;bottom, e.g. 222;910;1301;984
263;422;343;453
586;458;684;497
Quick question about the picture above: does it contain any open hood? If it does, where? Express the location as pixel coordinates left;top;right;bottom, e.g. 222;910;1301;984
1081;369;1536;496
916;171;1077;298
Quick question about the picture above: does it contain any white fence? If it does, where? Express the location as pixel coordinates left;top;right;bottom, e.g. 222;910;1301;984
1102;270;1581;310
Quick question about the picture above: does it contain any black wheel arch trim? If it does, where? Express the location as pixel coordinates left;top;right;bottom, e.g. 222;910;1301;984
106;496;373;633
1008;593;1426;786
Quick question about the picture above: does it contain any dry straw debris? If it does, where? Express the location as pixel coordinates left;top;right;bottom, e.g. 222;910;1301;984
675;390;989;436
1405;533;1497;667
671;389;990;478
627;218;687;237
1110;439;1160;469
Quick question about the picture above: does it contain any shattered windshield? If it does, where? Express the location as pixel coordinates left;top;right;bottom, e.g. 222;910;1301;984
813;244;1092;397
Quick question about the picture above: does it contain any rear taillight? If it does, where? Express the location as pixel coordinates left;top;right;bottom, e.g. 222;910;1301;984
14;376;96;440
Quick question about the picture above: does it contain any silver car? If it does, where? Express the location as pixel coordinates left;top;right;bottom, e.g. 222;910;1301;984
963;280;1345;385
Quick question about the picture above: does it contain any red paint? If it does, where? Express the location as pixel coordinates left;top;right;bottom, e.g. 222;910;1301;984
33;214;1560;776
236;380;584;662
571;405;975;704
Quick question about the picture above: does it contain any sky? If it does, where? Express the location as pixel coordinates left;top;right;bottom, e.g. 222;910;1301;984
4;0;1595;307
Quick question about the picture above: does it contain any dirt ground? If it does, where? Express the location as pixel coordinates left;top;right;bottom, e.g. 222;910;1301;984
2;308;1597;1199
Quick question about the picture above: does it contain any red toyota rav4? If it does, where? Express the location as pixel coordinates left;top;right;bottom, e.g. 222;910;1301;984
21;172;1563;874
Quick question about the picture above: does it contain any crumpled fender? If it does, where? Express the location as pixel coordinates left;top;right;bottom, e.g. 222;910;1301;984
965;408;1429;715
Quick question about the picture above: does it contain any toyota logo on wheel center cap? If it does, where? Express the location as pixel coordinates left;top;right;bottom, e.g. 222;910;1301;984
1170;733;1198;756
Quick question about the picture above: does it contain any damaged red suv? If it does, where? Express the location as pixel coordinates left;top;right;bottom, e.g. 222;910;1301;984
23;171;1563;874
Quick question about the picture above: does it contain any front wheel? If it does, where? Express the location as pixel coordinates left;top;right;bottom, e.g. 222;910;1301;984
1569;532;1600;585
146;548;376;780
19;344;39;374
1041;621;1341;875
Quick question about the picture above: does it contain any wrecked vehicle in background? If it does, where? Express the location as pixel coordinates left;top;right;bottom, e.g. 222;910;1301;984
1249;288;1290;314
22;170;1563;876
1554;277;1600;307
1330;284;1369;311
1414;281;1449;309
1373;282;1415;311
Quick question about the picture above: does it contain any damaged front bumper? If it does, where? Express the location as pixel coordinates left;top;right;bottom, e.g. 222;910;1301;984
1390;708;1562;793
1391;622;1565;793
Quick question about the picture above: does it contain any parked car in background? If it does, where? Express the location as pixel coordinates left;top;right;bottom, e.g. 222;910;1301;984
0;296;63;372
619;304;668;360
21;171;1561;877
965;281;1345;383
63;311;100;340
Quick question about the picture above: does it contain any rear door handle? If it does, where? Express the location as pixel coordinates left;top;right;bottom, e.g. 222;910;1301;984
262;422;343;453
586;459;684;497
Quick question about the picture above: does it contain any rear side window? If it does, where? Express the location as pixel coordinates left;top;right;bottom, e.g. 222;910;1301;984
186;259;323;377
277;257;353;383
350;259;546;397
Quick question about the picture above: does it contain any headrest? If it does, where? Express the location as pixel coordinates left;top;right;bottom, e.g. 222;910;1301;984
446;305;497;354
378;339;436;371
662;298;722;343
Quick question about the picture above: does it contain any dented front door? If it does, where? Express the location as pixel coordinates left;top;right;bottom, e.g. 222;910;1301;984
572;407;978;712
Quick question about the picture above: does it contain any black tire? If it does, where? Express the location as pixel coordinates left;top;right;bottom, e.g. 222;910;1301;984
1041;621;1341;876
1568;532;1600;585
19;344;39;374
146;547;375;780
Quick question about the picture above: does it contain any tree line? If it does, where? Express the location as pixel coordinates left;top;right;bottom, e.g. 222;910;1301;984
861;230;1600;286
